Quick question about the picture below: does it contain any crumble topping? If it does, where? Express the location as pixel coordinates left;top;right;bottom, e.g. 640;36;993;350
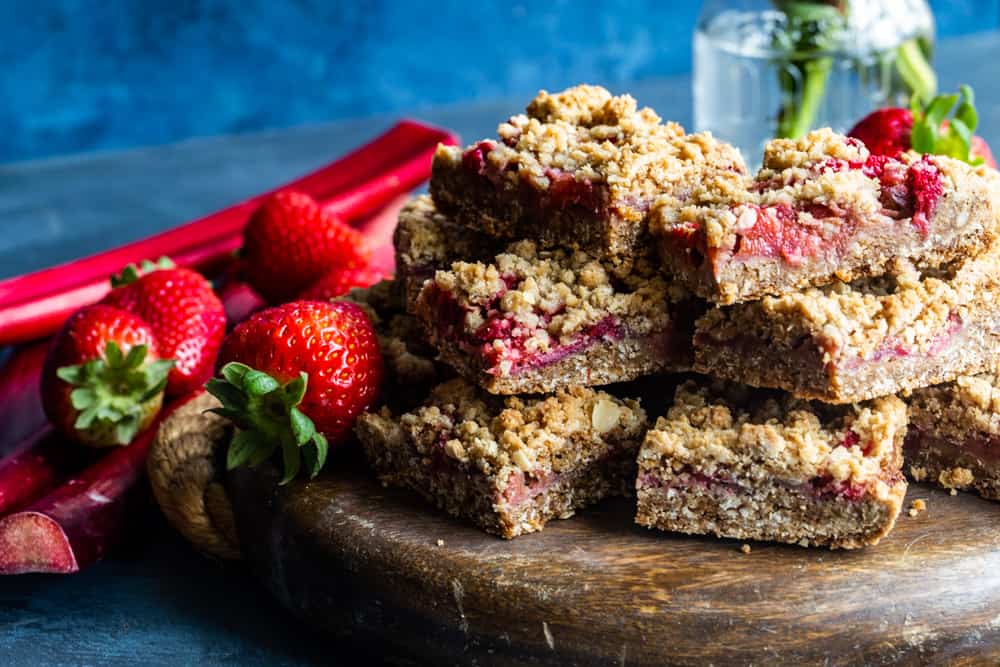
938;466;975;489
651;127;990;263
907;372;1000;442
697;248;1000;360
639;381;907;487
435;84;746;221
908;498;926;517
909;465;928;481
338;280;438;388
426;239;683;349
395;195;496;270
397;378;646;476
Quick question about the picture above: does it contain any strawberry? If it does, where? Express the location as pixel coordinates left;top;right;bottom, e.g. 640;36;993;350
849;85;996;168
206;300;383;483
847;108;913;159
102;259;226;397
299;266;387;301
243;191;371;303
42;305;173;447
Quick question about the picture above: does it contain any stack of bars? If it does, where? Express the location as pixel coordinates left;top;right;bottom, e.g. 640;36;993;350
353;84;1000;548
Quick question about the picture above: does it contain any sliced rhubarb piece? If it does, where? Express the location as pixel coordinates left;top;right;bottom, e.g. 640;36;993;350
430;84;745;268
356;377;647;538
635;380;908;549
651;128;999;305
694;248;1000;403
905;373;1000;501
0;394;192;574
0;342;48;455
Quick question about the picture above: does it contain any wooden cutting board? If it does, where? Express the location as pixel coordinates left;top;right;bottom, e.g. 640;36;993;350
228;455;1000;666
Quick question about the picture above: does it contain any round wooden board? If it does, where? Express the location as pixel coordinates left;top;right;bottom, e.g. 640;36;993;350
228;456;1000;666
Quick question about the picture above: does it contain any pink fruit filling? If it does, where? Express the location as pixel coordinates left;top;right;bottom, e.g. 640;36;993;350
639;466;873;502
500;468;558;506
667;152;943;269
426;282;641;377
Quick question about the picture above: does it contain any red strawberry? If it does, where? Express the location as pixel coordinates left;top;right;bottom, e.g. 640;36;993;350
102;261;226;397
847;108;914;158
299;266;387;301
243;191;371;303
42;305;173;447
207;300;383;483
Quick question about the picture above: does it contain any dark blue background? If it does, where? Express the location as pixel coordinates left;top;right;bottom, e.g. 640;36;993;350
2;0;997;164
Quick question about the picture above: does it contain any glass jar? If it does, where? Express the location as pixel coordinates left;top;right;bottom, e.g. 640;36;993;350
693;0;935;164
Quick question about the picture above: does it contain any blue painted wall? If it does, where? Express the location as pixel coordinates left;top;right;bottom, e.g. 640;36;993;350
2;0;997;163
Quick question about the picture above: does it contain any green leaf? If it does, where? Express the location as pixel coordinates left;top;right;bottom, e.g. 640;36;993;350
247;440;279;467
243;370;280;396
204;379;247;411
311;433;329;478
289;407;315;446
923;94;958;129
279;441;301;485
70;387;96;410
122;343;147;369
75;405;100;429
104;341;124;368
206;407;248;423
227;430;260;470
911;121;936;154
110;264;141;288
949;118;974;154
220;362;252;387
115;415;139;445
283;373;308;407
57;365;85;385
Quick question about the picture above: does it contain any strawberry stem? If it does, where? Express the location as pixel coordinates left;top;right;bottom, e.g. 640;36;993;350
205;362;328;484
57;342;173;446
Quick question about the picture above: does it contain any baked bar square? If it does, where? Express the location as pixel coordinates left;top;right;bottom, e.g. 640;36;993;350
393;195;500;312
356;378;647;538
415;239;696;394
636;380;908;549
694;249;1000;403
906;373;1000;501
652;129;999;304
430;84;746;268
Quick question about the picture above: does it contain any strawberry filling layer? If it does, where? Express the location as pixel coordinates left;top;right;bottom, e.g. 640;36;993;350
639;464;872;502
667;152;943;270
426;282;646;376
905;428;1000;468
460;143;614;217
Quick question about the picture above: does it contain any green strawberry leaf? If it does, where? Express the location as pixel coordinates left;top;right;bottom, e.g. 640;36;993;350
206;362;330;484
910;85;983;166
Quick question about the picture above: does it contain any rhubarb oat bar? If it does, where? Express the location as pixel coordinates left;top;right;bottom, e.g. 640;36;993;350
393;195;500;312
430;84;746;268
356;377;647;538
636;380;908;549
651;128;999;304
339;279;443;410
906;373;1000;500
694;249;1000;403
415;239;696;395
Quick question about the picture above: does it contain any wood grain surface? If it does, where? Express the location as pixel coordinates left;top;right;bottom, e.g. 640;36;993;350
228;453;1000;666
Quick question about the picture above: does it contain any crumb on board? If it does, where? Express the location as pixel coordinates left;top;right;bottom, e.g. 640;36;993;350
908;498;927;517
938;466;974;490
740;543;752;554
436;539;445;547
909;465;927;482
950;489;958;496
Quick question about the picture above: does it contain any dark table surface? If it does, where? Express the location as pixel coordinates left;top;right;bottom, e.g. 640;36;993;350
2;33;999;666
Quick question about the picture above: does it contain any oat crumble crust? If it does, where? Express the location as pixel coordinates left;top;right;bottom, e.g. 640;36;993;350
905;372;1000;500
650;128;1000;304
430;84;746;264
635;380;908;548
639;381;907;487
425;239;683;347
695;246;1000;402
338;280;441;396
356;377;648;538
393;195;499;310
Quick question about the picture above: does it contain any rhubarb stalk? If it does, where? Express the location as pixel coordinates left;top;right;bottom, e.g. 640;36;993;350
0;120;457;346
0;395;192;574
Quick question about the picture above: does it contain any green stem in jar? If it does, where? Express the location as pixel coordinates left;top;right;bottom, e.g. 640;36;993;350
777;56;833;139
895;38;937;105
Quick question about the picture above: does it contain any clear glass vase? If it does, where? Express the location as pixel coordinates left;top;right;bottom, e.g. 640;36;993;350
693;0;935;164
